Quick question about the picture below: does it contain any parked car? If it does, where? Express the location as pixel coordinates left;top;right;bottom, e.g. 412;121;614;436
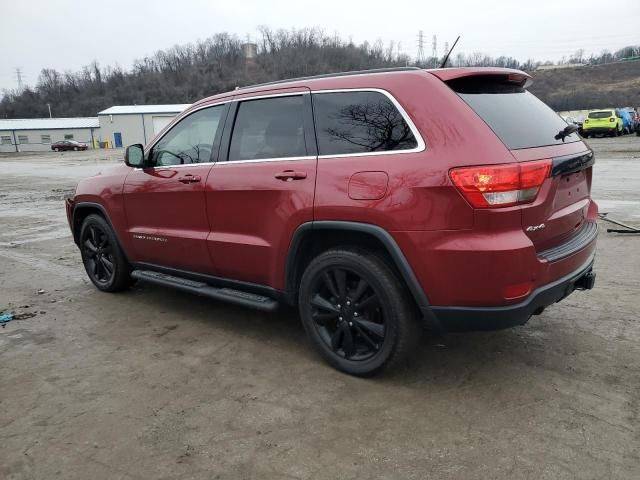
65;67;598;376
624;109;639;132
582;109;623;137
563;116;584;136
617;109;633;134
52;140;88;151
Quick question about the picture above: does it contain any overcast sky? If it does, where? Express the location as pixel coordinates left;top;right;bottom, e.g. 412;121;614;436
1;0;638;92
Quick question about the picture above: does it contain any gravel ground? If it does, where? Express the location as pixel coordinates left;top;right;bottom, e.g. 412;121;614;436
1;138;639;479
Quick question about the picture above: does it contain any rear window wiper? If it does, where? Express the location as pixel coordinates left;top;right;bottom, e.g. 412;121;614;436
554;124;579;142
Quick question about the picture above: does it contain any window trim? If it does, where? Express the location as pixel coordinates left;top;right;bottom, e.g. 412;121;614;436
311;88;426;159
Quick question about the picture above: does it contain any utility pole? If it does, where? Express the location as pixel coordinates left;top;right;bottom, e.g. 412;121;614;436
417;30;425;66
47;103;52;118
15;67;24;92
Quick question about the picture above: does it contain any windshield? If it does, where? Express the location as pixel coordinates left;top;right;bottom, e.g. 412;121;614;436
588;111;613;119
449;77;580;149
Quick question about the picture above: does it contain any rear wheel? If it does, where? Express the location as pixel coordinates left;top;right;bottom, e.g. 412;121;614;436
54;147;59;152
80;214;131;292
299;249;420;376
73;146;79;151
582;132;589;138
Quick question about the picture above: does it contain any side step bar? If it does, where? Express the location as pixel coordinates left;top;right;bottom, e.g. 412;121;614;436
131;270;279;312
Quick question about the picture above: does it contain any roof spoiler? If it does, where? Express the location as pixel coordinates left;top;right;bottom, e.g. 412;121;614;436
428;68;533;88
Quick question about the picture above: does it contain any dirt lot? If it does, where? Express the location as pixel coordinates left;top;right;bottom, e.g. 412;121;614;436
1;137;639;479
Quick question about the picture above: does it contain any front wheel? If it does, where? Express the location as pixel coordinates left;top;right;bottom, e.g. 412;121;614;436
80;214;132;292
54;147;59;152
299;249;420;376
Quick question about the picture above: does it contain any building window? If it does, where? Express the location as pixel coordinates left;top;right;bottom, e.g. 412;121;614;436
64;134;74;140
41;134;51;144
18;135;29;144
1;135;11;145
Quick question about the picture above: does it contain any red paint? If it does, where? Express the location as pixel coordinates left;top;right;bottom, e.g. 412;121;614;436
68;67;597;311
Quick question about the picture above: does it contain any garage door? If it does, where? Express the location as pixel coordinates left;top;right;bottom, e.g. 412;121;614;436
152;116;175;136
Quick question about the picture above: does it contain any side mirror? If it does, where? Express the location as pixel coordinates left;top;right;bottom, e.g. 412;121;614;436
125;144;145;167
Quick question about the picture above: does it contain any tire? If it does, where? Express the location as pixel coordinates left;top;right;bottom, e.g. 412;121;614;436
298;248;421;376
582;132;589;139
74;146;79;151
54;147;59;152
79;214;131;292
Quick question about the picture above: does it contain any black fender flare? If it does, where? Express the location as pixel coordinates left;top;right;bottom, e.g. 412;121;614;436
285;221;440;327
72;202;129;261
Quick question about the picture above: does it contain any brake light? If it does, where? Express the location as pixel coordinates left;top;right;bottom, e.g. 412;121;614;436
584;119;589;123
609;117;615;123
449;159;551;208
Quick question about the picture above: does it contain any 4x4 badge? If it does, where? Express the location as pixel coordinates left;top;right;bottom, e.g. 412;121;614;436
526;223;546;232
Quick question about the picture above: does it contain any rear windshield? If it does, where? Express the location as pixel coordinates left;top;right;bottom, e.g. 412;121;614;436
449;77;580;150
588;111;613;119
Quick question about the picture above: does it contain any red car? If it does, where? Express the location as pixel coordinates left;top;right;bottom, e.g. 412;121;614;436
52;140;88;151
65;67;597;376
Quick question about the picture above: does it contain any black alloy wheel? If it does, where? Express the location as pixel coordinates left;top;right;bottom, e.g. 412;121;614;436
82;224;115;285
299;249;420;376
310;266;386;361
79;214;131;292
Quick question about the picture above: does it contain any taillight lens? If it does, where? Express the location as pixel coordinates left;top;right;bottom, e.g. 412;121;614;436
449;159;551;208
609;117;615;123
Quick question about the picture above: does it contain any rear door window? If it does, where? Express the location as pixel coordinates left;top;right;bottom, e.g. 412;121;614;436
312;91;418;156
449;77;580;149
228;95;307;161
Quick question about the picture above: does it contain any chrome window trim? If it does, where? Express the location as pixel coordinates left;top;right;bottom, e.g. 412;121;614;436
143;100;230;157
311;88;426;159
219;156;316;165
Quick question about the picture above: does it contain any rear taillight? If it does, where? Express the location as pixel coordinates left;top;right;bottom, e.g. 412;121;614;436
609;117;615;122
584;119;589;123
449;159;551;208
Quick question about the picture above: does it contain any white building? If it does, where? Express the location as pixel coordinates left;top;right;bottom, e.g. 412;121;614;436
97;104;190;148
0;117;99;153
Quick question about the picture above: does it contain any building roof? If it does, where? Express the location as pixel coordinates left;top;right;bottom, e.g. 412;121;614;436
0;117;99;131
98;104;191;115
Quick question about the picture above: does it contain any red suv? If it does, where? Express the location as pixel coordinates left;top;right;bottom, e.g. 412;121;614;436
66;67;597;376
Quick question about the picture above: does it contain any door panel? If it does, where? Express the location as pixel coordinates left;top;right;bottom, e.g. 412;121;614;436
122;103;228;273
123;164;214;272
205;89;317;289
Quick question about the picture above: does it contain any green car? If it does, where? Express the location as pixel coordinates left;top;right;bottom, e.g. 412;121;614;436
582;109;623;138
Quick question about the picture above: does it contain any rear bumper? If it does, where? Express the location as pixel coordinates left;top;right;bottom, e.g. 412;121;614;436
429;254;595;331
584;126;615;134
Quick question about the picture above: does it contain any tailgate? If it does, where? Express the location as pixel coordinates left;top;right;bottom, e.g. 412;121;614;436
512;148;594;252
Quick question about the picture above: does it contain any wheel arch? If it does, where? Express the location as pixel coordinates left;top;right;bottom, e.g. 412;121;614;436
72;202;129;261
285;221;438;327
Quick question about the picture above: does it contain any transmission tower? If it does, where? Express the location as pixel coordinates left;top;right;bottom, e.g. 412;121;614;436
15;67;24;91
416;30;425;66
432;35;438;67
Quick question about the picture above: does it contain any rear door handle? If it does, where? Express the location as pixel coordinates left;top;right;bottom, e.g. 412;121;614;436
178;174;201;184
274;170;307;181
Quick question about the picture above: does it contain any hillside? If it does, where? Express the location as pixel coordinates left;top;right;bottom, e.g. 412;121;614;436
0;28;638;118
529;60;640;110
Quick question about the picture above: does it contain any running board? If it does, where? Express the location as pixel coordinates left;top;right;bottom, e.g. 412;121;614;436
131;270;279;312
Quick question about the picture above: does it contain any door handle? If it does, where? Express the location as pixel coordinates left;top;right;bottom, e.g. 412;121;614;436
178;174;201;184
274;170;307;181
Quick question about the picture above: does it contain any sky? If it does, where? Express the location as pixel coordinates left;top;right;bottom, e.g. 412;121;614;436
1;0;638;93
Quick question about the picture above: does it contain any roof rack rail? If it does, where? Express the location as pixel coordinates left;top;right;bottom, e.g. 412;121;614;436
237;67;422;90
